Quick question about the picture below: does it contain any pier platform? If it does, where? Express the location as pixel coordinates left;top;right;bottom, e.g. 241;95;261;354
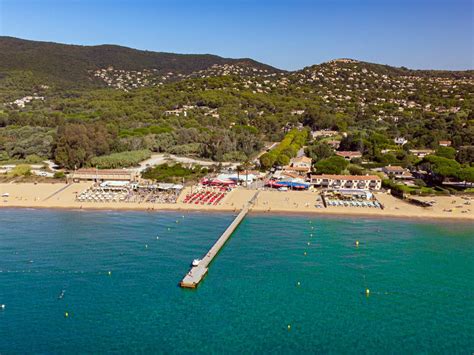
180;191;259;288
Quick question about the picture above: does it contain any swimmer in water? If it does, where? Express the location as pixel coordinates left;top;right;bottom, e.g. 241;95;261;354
58;290;66;300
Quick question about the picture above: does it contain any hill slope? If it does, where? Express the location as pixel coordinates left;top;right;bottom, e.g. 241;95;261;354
0;36;282;88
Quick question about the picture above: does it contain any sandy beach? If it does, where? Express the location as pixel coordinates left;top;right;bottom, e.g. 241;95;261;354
0;182;473;221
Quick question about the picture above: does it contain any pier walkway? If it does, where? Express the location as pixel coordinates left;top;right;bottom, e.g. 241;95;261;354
180;191;259;288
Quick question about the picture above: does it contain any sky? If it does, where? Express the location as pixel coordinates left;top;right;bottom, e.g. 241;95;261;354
0;0;472;71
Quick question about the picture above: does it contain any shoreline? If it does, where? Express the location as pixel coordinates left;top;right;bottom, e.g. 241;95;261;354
1;182;473;222
1;203;473;223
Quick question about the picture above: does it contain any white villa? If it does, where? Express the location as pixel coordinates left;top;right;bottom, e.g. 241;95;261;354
310;174;382;190
287;156;312;174
394;137;408;146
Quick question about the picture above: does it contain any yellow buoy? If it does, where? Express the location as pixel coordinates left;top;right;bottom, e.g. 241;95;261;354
307;242;310;246
108;271;112;276
310;233;313;237
287;324;291;330
365;288;370;296
64;312;69;318
1;304;5;310
355;240;359;247
145;244;148;249
297;281;301;287
168;227;171;231
304;252;307;256
176;220;179;224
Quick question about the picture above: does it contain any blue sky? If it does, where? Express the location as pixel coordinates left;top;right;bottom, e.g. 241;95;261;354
0;0;472;70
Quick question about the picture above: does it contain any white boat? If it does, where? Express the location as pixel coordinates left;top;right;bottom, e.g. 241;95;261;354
192;259;201;267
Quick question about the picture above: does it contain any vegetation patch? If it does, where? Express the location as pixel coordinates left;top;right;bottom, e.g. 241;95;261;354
141;163;209;183
89;150;151;169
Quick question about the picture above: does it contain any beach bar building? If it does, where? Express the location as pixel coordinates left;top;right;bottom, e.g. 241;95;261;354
71;168;139;183
310;174;382;190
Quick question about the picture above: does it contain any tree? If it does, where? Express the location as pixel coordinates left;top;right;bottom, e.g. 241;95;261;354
52;123;115;169
436;146;456;160
348;164;365;175
305;143;334;162
259;152;274;169
418;155;461;183
8;164;31;177
236;164;243;183
314;156;348;174
276;154;290;166
456;146;474;164
241;160;253;187
458;167;474;186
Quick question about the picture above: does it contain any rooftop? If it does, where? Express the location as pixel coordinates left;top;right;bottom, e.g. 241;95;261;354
311;174;381;181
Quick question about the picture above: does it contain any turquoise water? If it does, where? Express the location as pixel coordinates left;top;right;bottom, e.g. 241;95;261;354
0;209;473;353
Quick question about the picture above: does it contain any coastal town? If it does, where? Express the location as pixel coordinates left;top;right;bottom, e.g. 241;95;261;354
1;0;473;352
1;127;472;220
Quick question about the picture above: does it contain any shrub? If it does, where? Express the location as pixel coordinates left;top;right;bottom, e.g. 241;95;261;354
142;163;207;183
53;171;66;179
276;154;290;166
89;150;151;169
315;156;348;174
8;164;32;177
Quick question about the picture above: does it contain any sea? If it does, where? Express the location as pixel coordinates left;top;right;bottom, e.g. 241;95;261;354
0;208;473;353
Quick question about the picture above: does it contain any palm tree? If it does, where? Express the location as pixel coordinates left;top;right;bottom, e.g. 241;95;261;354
241;160;252;188
236;164;243;185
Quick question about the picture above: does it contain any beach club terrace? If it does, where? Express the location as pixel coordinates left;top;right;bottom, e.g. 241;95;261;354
311;174;382;190
71;168;139;182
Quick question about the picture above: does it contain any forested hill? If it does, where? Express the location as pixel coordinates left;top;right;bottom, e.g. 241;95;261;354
0;36;282;88
0;37;472;172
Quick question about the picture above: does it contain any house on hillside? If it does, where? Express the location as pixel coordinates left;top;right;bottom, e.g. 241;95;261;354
164;108;188;117
326;140;341;149
410;149;435;158
394;137;408;146
382;165;414;181
439;140;452;147
310;174;382;190
336;151;362;160
283;156;313;176
311;130;339;139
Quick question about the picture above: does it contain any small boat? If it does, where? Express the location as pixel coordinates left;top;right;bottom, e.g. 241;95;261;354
192;259;201;267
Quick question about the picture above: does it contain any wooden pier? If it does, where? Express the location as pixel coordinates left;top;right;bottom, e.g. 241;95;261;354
180;191;259;288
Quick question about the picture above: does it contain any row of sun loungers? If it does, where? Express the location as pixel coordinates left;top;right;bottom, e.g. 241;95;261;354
183;190;227;205
326;199;381;208
76;189;128;202
76;188;178;204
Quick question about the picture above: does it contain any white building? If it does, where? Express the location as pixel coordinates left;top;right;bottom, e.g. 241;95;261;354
310;174;382;190
394;137;408;146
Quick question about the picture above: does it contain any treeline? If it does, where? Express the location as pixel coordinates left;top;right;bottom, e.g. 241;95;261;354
259;129;309;168
46;121;264;169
